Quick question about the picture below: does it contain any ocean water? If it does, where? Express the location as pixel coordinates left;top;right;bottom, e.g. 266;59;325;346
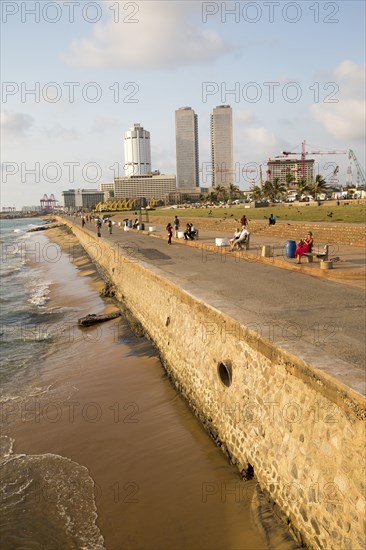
1;219;105;549
0;218;300;550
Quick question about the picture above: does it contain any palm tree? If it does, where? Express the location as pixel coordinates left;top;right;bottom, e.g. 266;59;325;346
214;185;228;202
272;177;287;199
207;191;218;203
311;174;328;199
296;177;310;198
263;180;273;200
263;178;286;201
227;183;240;201
285;172;295;188
251;185;262;200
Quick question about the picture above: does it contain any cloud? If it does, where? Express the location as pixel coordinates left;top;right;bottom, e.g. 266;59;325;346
236;126;286;159
90;117;122;134
1;111;34;140
236;111;257;125
44;124;79;140
310;60;365;142
63;1;230;70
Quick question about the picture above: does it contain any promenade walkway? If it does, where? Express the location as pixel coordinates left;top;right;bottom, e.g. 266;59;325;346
60;216;366;396
143;220;366;287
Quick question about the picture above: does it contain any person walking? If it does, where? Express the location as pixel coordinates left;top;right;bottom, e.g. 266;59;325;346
96;218;102;238
240;215;248;228
108;219;113;234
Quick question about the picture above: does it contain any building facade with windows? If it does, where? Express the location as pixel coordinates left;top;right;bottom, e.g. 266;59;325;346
175;107;199;189
267;158;315;185
98;182;115;200
210;105;233;187
61;189;104;210
114;173;176;202
124;123;151;177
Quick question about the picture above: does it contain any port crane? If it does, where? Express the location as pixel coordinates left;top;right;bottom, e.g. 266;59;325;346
347;149;365;187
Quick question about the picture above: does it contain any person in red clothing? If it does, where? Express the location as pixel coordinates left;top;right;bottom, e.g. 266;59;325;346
166;223;173;245
295;232;314;263
240;215;248;228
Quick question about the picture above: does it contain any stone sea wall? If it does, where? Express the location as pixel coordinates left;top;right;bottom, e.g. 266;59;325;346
63;220;365;549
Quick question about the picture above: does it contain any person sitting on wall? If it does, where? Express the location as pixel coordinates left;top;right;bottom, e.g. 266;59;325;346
229;228;241;247
230;227;249;251
183;223;191;240
184;223;196;240
189;224;197;239
295;232;314;264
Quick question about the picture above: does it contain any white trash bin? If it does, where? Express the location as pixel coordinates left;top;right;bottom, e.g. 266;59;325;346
215;238;228;247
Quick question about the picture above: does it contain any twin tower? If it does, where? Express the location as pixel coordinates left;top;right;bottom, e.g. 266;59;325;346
124;106;233;189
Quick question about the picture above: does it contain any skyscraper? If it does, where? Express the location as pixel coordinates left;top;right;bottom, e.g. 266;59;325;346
210;105;233;187
175;107;199;188
124;123;151;177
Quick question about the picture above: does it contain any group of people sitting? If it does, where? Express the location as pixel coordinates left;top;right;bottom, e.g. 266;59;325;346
184;223;197;240
229;226;250;251
166;219;197;244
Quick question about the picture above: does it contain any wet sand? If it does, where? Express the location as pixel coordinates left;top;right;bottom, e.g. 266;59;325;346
10;226;300;550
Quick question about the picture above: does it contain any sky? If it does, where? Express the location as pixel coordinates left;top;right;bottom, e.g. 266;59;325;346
1;0;365;209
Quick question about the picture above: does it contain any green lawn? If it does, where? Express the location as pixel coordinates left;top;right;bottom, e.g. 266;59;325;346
147;201;366;224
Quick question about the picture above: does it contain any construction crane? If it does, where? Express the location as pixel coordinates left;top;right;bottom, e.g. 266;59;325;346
325;165;340;188
348;149;365;187
280;140;347;179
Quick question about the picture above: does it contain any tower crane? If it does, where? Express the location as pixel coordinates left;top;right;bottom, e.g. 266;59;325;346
280;140;347;179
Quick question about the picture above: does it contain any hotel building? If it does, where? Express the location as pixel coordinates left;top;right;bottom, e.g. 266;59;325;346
175;107;199;189
124;123;151;177
210;105;234;187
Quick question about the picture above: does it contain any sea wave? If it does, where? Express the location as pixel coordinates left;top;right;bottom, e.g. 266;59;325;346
0;436;105;550
27;280;52;307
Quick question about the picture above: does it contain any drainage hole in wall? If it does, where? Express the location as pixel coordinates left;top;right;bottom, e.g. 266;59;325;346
217;361;232;387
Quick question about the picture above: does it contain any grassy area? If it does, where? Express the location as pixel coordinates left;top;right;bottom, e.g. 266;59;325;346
147;201;366;224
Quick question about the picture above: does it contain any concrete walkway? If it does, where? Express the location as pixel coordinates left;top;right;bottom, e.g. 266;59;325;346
60;216;366;397
139;221;366;287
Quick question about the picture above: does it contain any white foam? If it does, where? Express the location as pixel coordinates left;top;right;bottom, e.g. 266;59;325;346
28;280;52;307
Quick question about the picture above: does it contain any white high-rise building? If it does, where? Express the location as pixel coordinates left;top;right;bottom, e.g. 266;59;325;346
175;107;199;188
124;123;151;177
210;105;233;187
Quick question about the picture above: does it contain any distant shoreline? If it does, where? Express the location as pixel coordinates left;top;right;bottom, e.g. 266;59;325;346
0;212;47;220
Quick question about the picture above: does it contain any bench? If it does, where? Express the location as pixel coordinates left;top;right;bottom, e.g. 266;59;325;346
303;245;329;263
232;235;250;251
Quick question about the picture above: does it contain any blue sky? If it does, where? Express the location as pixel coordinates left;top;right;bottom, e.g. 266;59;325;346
1;0;365;208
